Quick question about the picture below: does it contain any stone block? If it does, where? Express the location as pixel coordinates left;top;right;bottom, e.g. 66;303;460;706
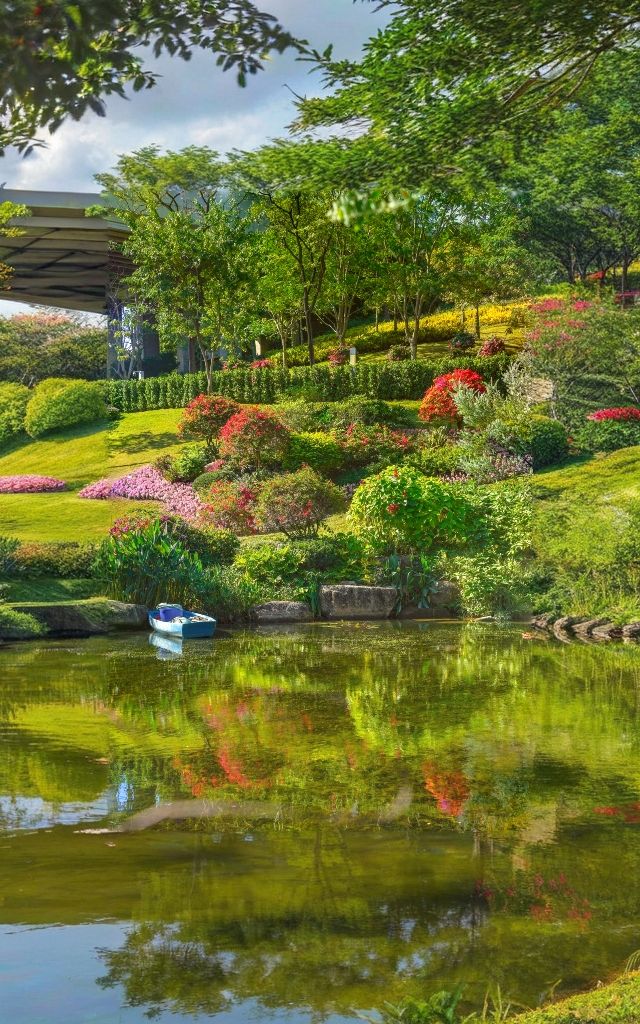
252;601;312;623
320;584;397;620
622;622;640;639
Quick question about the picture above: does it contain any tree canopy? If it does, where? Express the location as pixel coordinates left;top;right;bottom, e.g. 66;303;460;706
0;0;300;153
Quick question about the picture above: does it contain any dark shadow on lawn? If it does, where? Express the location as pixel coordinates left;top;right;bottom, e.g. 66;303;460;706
108;430;179;454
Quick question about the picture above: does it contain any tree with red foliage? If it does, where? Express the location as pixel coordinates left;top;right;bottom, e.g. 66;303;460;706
419;369;485;424
218;408;290;468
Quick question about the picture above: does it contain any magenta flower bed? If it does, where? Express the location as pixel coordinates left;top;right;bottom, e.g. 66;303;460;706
79;465;202;520
0;474;67;493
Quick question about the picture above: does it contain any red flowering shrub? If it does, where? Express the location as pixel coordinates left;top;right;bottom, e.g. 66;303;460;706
199;481;259;534
253;467;345;538
478;335;506;357
178;394;239;449
587;406;640;422
577;406;640;452
219;408;291;468
419;369;486;424
328;346;349;366
250;358;272;369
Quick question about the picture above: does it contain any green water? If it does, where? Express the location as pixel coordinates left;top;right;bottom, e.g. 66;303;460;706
2;622;640;1023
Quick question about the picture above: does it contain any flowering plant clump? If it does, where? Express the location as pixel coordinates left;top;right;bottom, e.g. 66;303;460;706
336;422;414;467
79;465;201;520
576;407;640;453
178;394;239;448
0;474;67;493
199;480;259;535
419;369;486;425
253;467;346;539
478;335;506;357
219;408;291;468
587;407;640;422
109;510;239;564
327;346;349;366
250;358;272;369
348;464;472;554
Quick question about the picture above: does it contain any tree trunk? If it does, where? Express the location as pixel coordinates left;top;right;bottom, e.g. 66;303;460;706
302;289;314;365
188;338;197;375
621;257;630;296
393;304;398;333
375;307;380;333
474;304;481;339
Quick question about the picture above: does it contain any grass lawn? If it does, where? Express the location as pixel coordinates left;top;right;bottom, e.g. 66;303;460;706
2;578;102;602
514;971;640;1023
359;322;525;364
0;409;185;541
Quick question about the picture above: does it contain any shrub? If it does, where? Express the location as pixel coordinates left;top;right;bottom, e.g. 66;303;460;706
0;536;19;576
218;408;291;468
178;394;239;449
94;520;207;608
104;354;511;410
329;397;413;429
250;358;272;369
253;467;346;539
479;335;506;356
14;541;96;578
448;330;476;354
336;422;414;468
491;414;569;468
109;512;239;566
199;481;259;535
155;444;208;483
328;346;349;365
348;465;472;554
411;437;461;477
576;408;640;452
235;533;368;603
0;474;67;493
418;369;486;424
0;382;30;446
25;378;107;437
0;602;45;639
283;432;344;475
387;344;411;361
447;552;534;617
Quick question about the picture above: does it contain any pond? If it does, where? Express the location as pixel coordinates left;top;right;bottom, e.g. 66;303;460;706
2;622;640;1023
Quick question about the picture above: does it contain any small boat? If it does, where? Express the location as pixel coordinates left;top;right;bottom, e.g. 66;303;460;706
149;603;217;639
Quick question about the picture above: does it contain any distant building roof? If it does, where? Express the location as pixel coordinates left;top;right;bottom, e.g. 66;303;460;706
0;188;128;313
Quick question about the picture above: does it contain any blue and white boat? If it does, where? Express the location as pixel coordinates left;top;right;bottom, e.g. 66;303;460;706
149;603;217;639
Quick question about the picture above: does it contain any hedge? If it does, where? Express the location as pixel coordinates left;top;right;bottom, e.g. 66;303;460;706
103;355;511;412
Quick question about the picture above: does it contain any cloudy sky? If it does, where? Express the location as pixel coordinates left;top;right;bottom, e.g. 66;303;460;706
0;1;387;317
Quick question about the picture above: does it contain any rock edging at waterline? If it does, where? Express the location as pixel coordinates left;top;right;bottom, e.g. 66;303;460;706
532;613;640;643
3;599;148;640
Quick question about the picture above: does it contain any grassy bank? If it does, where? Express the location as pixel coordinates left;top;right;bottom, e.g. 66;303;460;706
514;971;640;1023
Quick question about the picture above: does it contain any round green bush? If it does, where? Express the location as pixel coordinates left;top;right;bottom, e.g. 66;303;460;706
576;417;640;452
0;382;30;446
155;444;208;483
283;432;344;475
348;465;471;554
25;378;107;437
254;467;346;539
490;414;568;468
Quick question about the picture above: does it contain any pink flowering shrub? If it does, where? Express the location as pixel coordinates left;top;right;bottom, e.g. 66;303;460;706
327;347;349;366
79;465;201;520
588;407;640;422
0;474;67;493
199;481;259;534
253;467;345;539
478;336;506;357
250;358;272;369
336;422;414;467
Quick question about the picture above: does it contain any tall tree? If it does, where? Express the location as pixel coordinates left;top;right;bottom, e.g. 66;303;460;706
124;199;251;390
1;2;299;153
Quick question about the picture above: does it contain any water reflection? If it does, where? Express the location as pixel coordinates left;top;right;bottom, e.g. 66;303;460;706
1;623;640;1021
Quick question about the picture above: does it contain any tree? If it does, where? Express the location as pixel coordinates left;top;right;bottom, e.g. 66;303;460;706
124;199;251;391
243;188;336;365
0;200;28;290
514;52;640;290
0;1;300;154
245;1;640;205
0;312;107;384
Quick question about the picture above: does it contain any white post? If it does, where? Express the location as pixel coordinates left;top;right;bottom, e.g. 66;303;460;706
349;346;357;366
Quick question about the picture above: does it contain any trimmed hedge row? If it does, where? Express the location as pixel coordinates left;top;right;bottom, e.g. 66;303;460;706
103;354;512;412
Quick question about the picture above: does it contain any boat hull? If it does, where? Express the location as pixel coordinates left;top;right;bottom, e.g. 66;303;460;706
148;610;217;639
